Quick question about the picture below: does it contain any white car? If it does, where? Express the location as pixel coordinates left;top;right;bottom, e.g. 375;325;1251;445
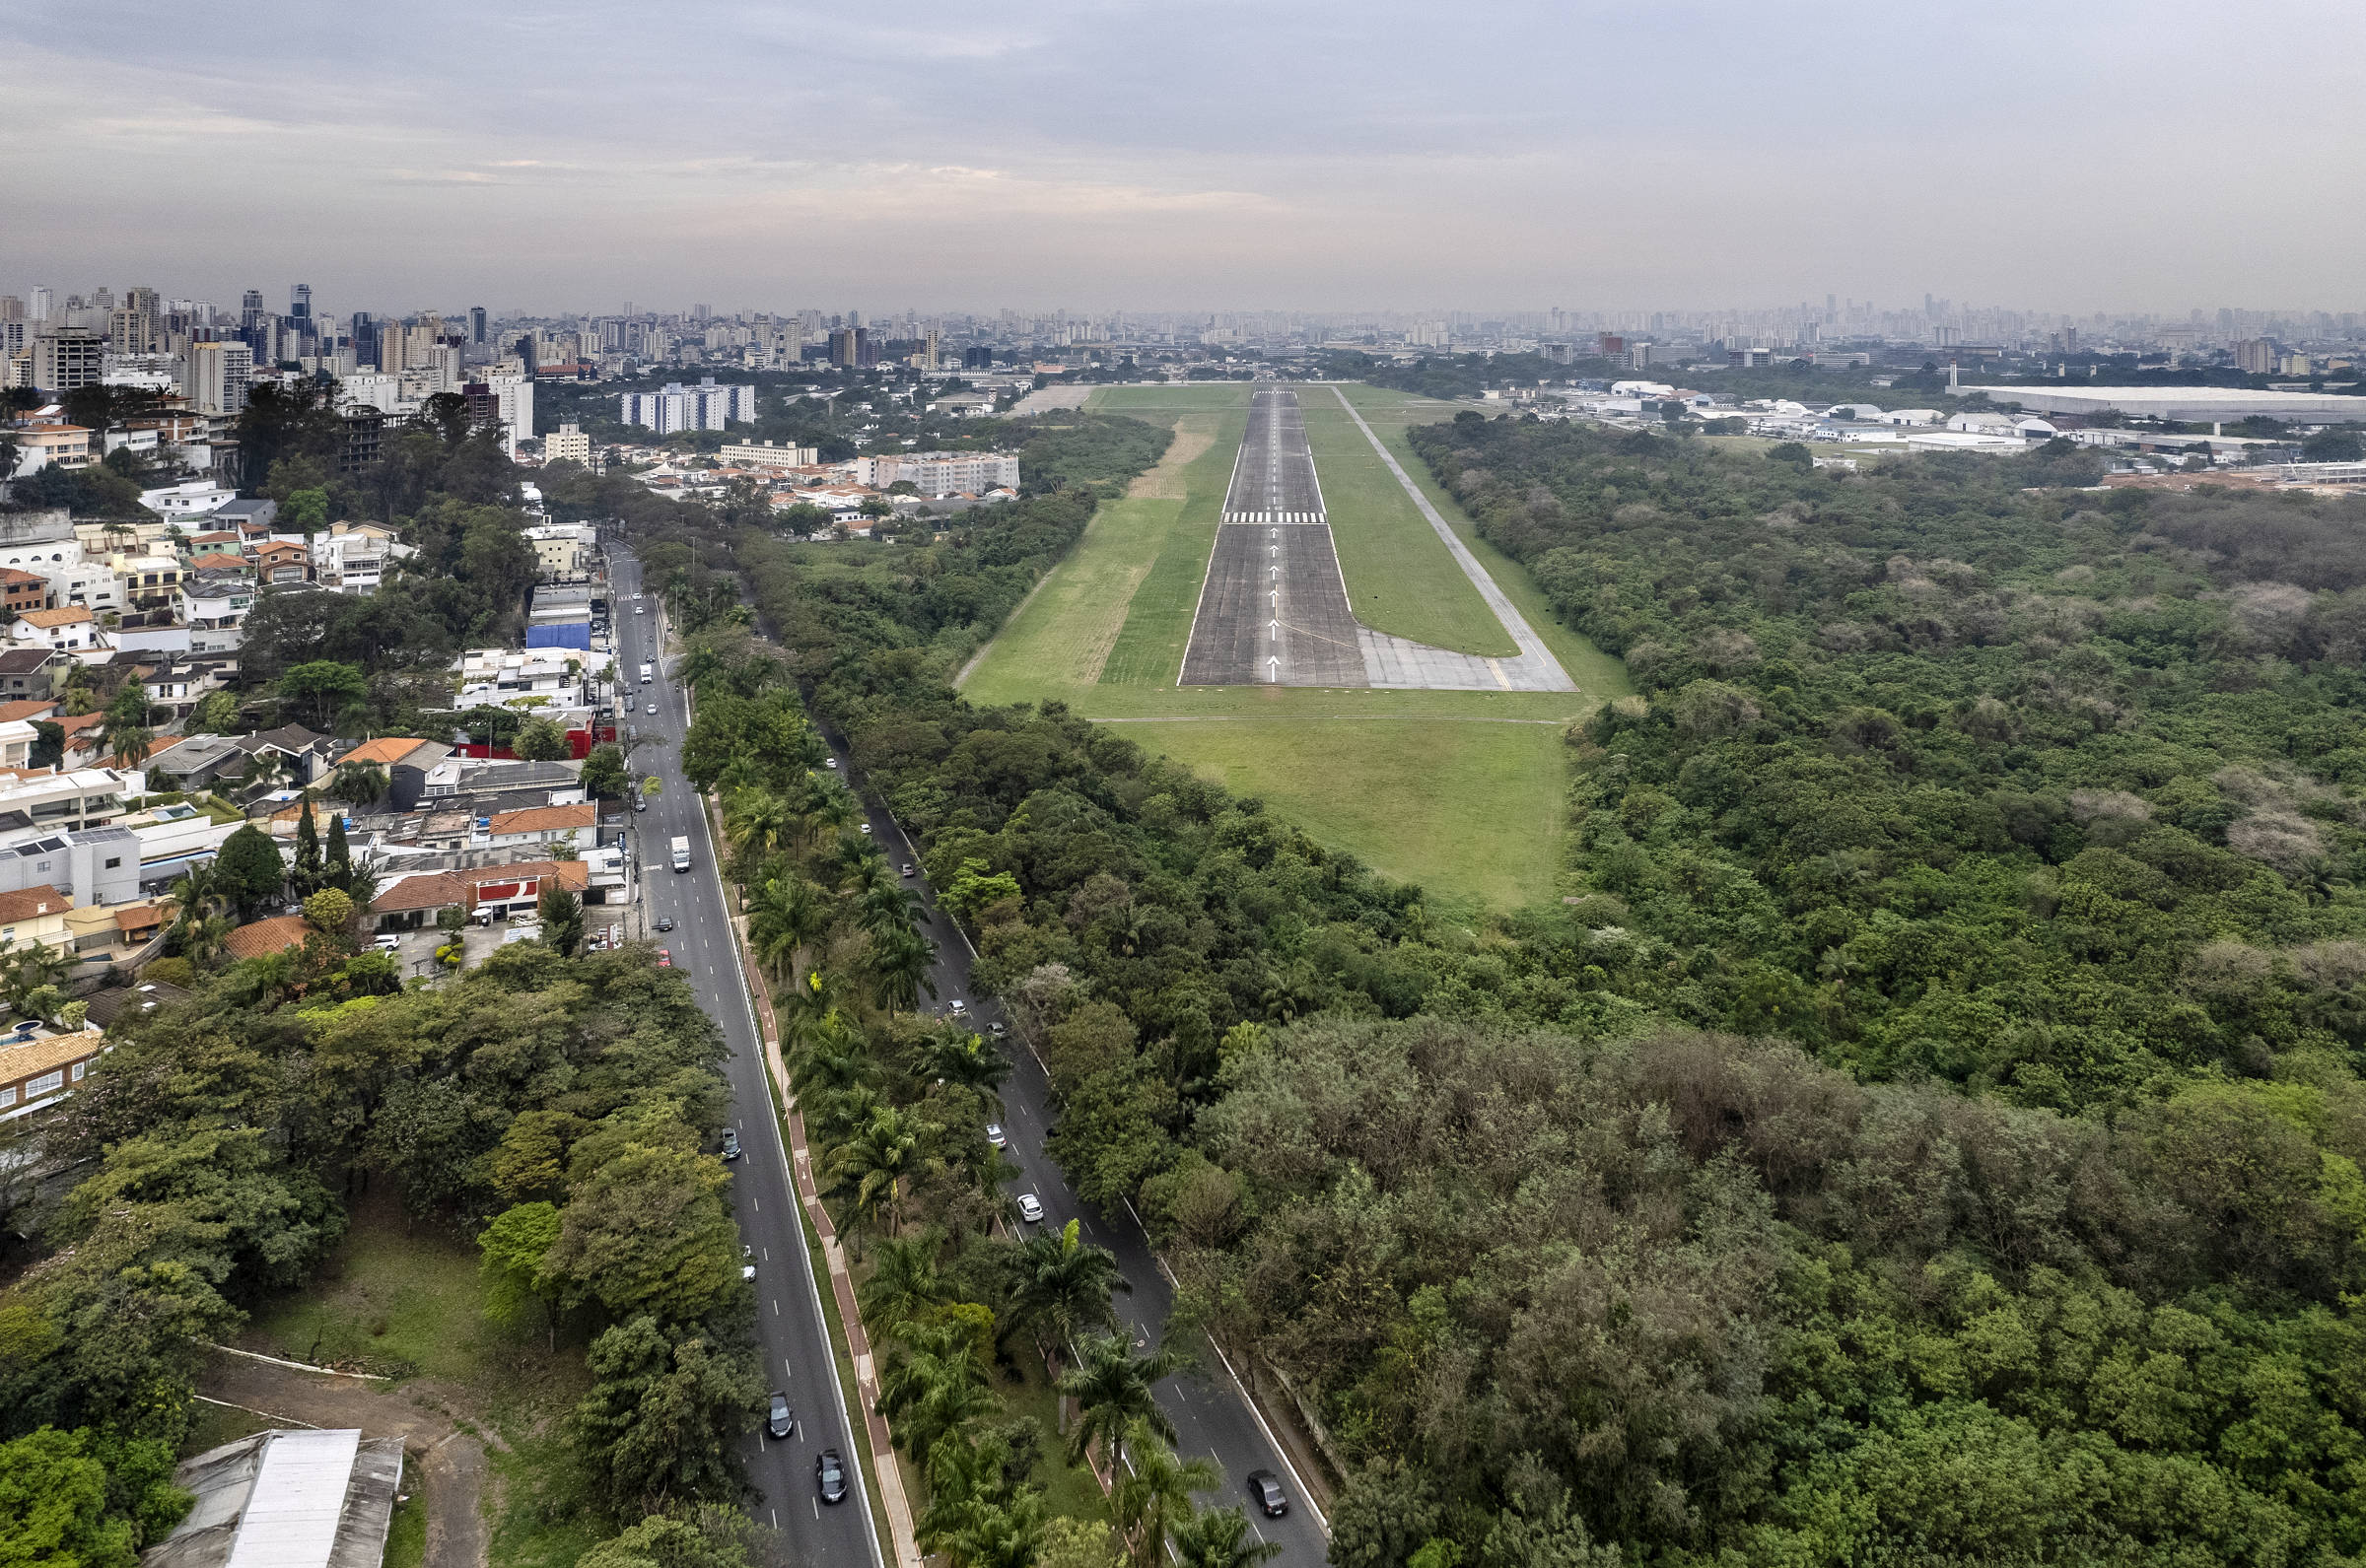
947;998;967;1018
646;703;658;716
986;1123;1008;1149
859;823;871;835
372;933;402;952
1015;1193;1044;1223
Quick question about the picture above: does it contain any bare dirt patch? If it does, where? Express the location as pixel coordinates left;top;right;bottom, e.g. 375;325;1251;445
200;1342;503;1568
1128;421;1216;500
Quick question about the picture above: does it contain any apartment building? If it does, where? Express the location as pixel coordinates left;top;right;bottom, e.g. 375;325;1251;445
618;377;755;433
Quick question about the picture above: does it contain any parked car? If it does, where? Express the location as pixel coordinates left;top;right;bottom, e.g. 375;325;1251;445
824;758;838;770
372;933;402;952
986;1123;1008;1149
658;915;674;932
742;1245;756;1281
947;998;967;1018
859;823;871;835
1245;1468;1288;1517
901;863;916;878
635;796;647;812
987;1021;1007;1041
1015;1193;1044;1223
721;1128;739;1161
657;949;672;967
816;1448;848;1504
767;1393;793;1439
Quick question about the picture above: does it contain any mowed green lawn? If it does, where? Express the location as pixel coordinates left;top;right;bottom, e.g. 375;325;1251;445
1300;393;1517;657
964;396;1245;703
1116;716;1570;909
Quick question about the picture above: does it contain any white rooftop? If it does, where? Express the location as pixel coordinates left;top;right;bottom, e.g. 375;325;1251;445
1965;385;2364;422
227;1429;359;1568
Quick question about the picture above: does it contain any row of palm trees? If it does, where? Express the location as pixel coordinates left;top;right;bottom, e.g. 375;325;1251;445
708;700;1275;1568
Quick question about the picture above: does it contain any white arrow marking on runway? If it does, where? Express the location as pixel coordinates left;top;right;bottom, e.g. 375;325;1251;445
1267;655;1280;679
1270;620;1278;640
1270;590;1277;606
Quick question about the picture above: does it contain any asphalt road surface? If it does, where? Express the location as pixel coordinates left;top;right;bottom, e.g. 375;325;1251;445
834;752;1336;1561
608;549;884;1568
1183;387;1366;688
611;543;1331;1563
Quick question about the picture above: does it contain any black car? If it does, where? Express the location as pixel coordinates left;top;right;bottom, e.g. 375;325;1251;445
657;915;674;932
1246;1468;1288;1517
816;1447;848;1504
720;1128;740;1161
766;1392;793;1439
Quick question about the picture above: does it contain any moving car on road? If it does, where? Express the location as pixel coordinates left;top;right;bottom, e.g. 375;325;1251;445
816;1448;848;1504
721;1128;739;1160
901;863;916;878
657;949;672;967
1015;1193;1044;1223
1246;1468;1289;1517
767;1393;793;1439
986;1123;1007;1149
657;915;674;932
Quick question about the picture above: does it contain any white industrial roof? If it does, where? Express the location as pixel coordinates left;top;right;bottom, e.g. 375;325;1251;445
227;1429;360;1568
1964;385;2364;421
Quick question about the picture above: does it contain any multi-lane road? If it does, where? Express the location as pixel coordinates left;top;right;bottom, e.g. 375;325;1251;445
607;544;1329;1565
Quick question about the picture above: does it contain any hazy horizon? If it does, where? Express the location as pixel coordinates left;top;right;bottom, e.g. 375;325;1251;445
9;0;2363;317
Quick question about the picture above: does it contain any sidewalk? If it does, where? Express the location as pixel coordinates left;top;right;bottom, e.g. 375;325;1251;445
712;799;925;1568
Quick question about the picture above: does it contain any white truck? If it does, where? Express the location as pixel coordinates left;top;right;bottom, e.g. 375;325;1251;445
670;835;692;873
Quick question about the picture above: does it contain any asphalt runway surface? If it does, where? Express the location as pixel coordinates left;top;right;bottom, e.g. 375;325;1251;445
1183;388;1366;686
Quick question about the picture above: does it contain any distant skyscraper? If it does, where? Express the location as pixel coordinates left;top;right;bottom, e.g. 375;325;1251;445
241;289;263;333
469;306;487;344
619;378;755;433
180;340;253;414
28;288;51;321
292;283;312;322
31;327;102;393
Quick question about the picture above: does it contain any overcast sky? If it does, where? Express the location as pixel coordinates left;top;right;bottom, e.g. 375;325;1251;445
7;0;2361;318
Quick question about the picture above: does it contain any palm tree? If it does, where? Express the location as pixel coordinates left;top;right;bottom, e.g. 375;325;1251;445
874;1318;998;1460
861;882;930;941
717;751;767;794
1169;1507;1282;1568
180;913;232;969
910;1025;1010;1101
747;876;830;981
868;923;939;1015
727;787;792;862
859;1229;951;1332
811;787;860;842
787;1018;873;1102
1058;1331;1189;1469
0;941;73;1015
924;1489;1047;1568
678;646;728;693
1111;1423;1218;1568
98;692;152;769
1015;1220;1129;1359
828;1106;923;1239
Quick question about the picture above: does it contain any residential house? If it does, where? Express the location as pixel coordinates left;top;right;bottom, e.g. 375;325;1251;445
311;528;388;593
178;560;256;652
0;826;139;909
250;540;310;585
36;561;123;622
0;1025;105;1121
222;913;310;961
335;737;457;810
82;978;195;1032
0;649;64;702
114;801;241;892
9;606;104;662
0;883;76;954
110;551;183;628
473;801;596;854
0;568;51;615
370;858;592;930
7;423;93;476
207;498;278;532
0;719;35;769
143;726;327;793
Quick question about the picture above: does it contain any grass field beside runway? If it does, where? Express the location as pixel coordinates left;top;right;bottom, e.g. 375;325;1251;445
1335;383;1635;696
961;382;1628;908
963;396;1244;702
1112;716;1569;909
1297;396;1519;657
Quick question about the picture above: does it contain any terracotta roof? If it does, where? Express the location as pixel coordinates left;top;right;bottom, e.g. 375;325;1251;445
464;859;589;893
111;904;161;932
222;913;310;961
19;607;91;628
56;711;103;736
0;700;56;723
371;871;462;913
483;802;595;837
0;1030;103;1087
339;737;428;767
188;532;240;546
0;569;46;586
186;553;247;572
0;885;70;923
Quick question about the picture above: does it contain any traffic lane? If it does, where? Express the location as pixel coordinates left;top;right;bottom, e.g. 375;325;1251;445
847;794;1328;1551
613;556;879;1567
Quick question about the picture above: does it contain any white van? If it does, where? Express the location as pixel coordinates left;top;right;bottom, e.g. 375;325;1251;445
640;662;655;685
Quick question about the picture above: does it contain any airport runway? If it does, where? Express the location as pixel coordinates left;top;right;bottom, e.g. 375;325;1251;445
1179;386;1575;691
1183;389;1363;685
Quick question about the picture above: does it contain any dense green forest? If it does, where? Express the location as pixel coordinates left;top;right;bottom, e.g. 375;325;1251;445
0;939;758;1558
648;405;2366;1566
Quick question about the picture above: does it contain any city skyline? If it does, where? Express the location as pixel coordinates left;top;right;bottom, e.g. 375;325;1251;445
7;0;2363;312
